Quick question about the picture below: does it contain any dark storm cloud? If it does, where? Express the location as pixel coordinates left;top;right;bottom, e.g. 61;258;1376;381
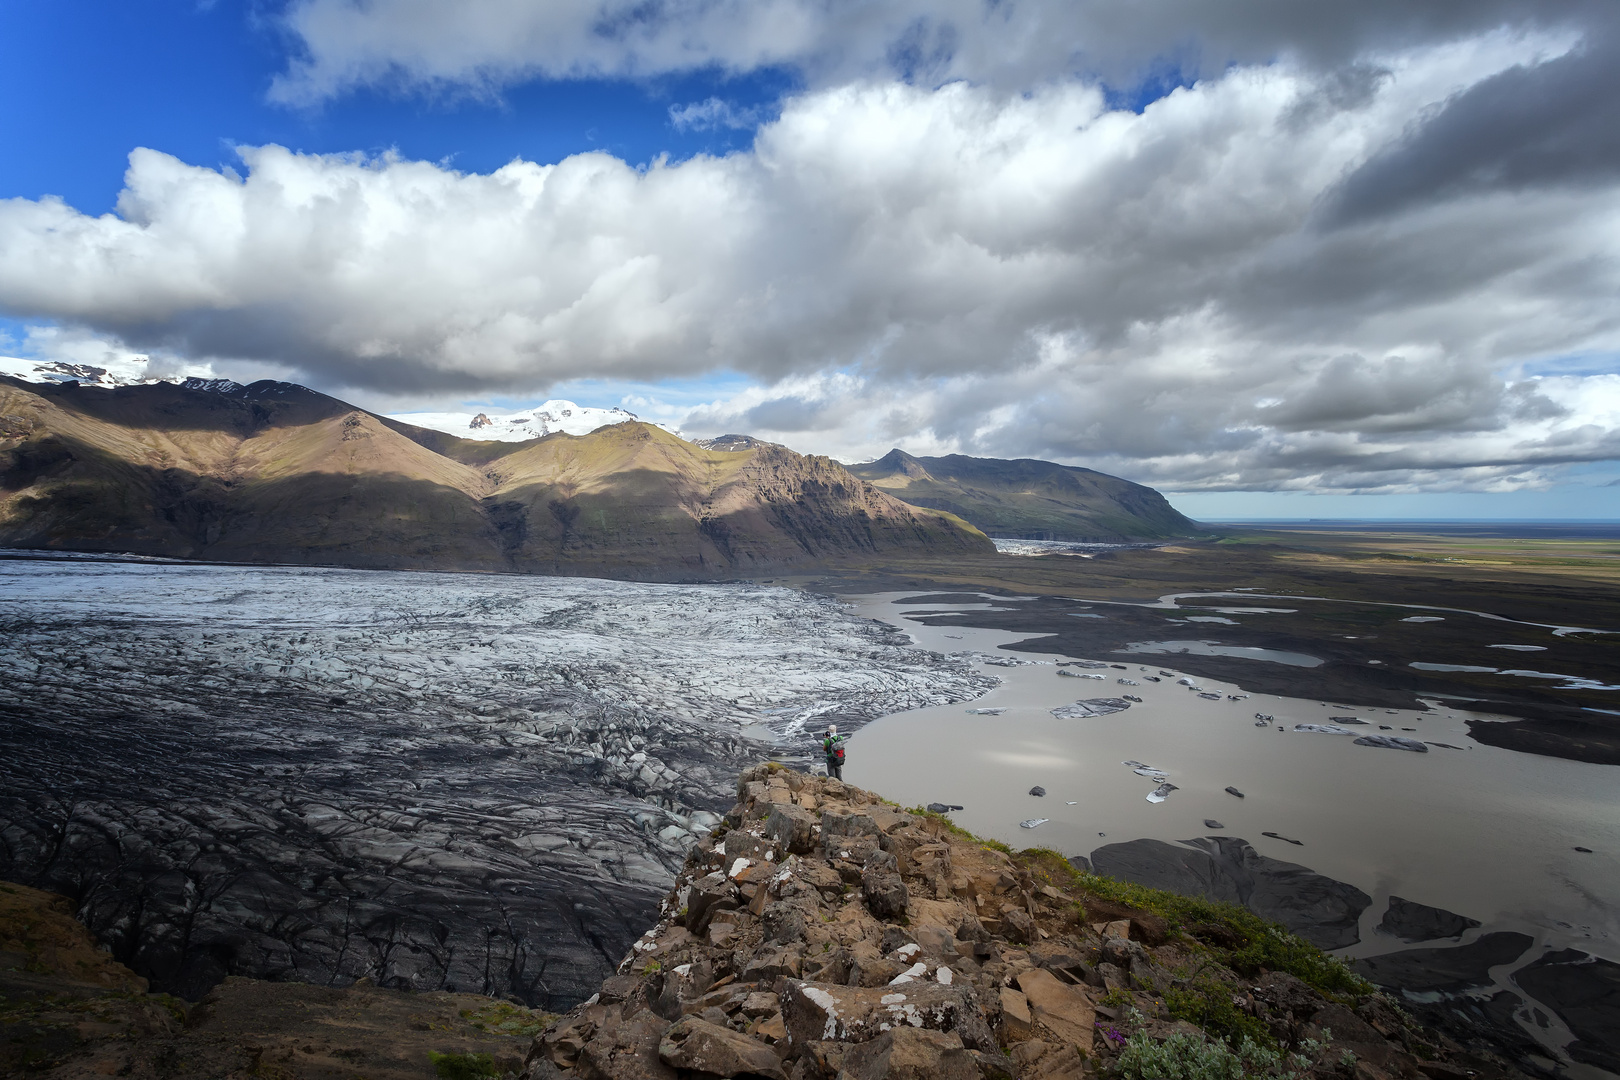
270;0;1602;102
1325;22;1620;224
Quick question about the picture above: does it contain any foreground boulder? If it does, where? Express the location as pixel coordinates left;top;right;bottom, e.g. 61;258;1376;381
526;765;1533;1080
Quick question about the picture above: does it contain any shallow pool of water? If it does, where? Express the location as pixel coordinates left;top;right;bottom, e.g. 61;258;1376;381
1115;639;1324;667
1410;662;1620;691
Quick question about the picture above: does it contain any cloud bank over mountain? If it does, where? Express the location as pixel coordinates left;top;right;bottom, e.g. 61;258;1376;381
1;2;1618;493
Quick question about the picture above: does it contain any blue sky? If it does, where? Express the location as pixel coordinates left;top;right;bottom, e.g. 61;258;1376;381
0;0;782;214
2;0;1618;519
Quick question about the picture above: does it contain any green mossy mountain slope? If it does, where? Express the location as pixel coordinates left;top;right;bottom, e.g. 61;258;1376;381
844;448;1199;542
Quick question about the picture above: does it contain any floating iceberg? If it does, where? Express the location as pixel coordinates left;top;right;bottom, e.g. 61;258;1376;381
1354;734;1429;753
1051;698;1132;718
1123;760;1168;781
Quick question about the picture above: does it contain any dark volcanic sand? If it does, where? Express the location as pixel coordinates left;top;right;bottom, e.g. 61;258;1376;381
1090;836;1370;950
1514;950;1620;1074
1377;895;1483;943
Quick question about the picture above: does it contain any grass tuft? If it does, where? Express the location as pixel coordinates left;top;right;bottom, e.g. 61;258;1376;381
1072;871;1370;999
428;1051;499;1080
906;806;1013;853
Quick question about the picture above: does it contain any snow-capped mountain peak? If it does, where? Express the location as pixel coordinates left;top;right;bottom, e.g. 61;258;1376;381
0;354;158;388
386;401;677;442
0;357;671;443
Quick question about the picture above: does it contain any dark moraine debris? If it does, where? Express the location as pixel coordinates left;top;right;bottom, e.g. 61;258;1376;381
1398;990;1553;1076
1353;932;1534;994
1028;786;1046;797
1514;949;1620;1074
1203;819;1224;830
1224;786;1245;798
925;802;963;814
1377;896;1482;943
1354;734;1429;752
1088;836;1370;949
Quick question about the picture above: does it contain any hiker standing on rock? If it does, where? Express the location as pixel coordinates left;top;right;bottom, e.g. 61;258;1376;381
822;724;848;779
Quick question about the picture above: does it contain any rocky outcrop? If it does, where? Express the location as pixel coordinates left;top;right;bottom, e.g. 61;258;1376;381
523;766;1529;1080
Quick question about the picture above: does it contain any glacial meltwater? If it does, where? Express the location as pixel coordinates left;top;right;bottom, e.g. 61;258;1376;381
841;591;1620;1076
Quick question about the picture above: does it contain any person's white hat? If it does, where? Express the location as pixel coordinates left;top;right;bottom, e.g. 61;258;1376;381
827;724;837;734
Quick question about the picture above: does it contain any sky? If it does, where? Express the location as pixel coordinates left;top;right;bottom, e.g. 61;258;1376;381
2;1;1619;519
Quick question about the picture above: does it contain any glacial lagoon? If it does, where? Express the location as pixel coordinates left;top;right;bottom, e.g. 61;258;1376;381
843;592;1620;1075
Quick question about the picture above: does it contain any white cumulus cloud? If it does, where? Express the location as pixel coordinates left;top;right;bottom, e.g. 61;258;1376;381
2;26;1619;491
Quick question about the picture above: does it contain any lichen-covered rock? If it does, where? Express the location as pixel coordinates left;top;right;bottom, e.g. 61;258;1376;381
658;1016;787;1080
839;1027;980;1080
576;1019;677;1080
1014;968;1095;1051
685;873;739;935
766;804;819;855
780;980;996;1053
861;852;910;921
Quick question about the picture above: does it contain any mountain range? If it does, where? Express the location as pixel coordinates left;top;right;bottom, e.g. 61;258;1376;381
0;375;1196;573
845;448;1198;541
0;376;995;575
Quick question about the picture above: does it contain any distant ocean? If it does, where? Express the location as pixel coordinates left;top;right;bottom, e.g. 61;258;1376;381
1207;519;1620;539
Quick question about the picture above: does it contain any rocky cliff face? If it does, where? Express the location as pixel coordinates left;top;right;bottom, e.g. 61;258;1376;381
844;450;1198;542
0;377;990;574
523;765;1529;1080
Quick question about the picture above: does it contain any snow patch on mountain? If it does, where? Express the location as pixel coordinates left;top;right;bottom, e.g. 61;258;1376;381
0;353;219;388
0;356;673;443
387;401;679;442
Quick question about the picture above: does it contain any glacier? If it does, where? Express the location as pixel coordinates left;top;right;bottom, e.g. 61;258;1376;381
0;555;993;1008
